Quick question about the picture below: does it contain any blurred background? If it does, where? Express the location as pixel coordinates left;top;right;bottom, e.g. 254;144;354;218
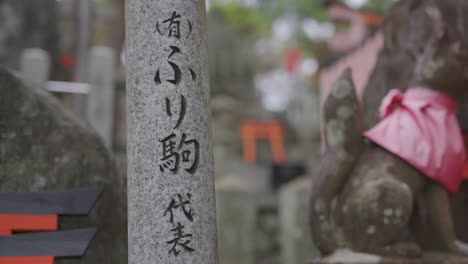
0;0;395;263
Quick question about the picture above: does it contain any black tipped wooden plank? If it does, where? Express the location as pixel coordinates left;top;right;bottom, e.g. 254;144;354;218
0;228;96;257
0;186;103;215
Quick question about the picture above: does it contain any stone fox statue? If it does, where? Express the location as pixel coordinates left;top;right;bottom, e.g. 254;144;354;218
310;0;468;257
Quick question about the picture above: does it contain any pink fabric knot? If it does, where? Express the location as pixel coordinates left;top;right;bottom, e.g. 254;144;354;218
378;89;404;119
364;88;465;194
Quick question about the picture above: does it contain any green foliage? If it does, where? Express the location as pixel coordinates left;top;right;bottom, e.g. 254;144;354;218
208;0;331;36
260;0;329;21
295;0;329;21
209;1;272;35
362;0;394;13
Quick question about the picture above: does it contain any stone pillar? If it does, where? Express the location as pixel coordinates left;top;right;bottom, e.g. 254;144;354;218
279;177;320;264
73;0;91;116
19;48;50;87
126;1;218;264
86;46;116;147
216;176;256;264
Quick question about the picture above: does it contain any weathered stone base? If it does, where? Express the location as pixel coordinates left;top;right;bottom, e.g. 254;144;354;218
309;249;468;264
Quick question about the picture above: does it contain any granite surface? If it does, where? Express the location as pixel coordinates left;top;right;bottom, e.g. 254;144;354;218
126;0;218;263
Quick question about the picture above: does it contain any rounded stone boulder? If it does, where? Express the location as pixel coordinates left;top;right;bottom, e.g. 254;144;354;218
0;67;127;264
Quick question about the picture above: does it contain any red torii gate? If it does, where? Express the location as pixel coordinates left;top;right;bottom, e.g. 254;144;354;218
240;120;286;164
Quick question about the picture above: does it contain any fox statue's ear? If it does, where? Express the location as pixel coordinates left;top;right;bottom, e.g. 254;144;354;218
322;68;362;150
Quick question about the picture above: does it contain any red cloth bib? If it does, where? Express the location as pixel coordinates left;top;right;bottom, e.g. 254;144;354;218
363;88;466;194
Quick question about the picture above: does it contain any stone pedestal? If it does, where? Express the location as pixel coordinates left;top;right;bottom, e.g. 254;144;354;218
216;176;256;264
126;0;218;263
279;177;320;264
309;250;468;264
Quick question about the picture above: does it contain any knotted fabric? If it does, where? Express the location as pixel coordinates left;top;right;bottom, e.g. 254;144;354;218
363;88;466;194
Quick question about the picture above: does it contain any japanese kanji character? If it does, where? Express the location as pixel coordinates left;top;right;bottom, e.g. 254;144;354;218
159;133;200;175
166;223;194;256
163;193;193;223
155;11;181;39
